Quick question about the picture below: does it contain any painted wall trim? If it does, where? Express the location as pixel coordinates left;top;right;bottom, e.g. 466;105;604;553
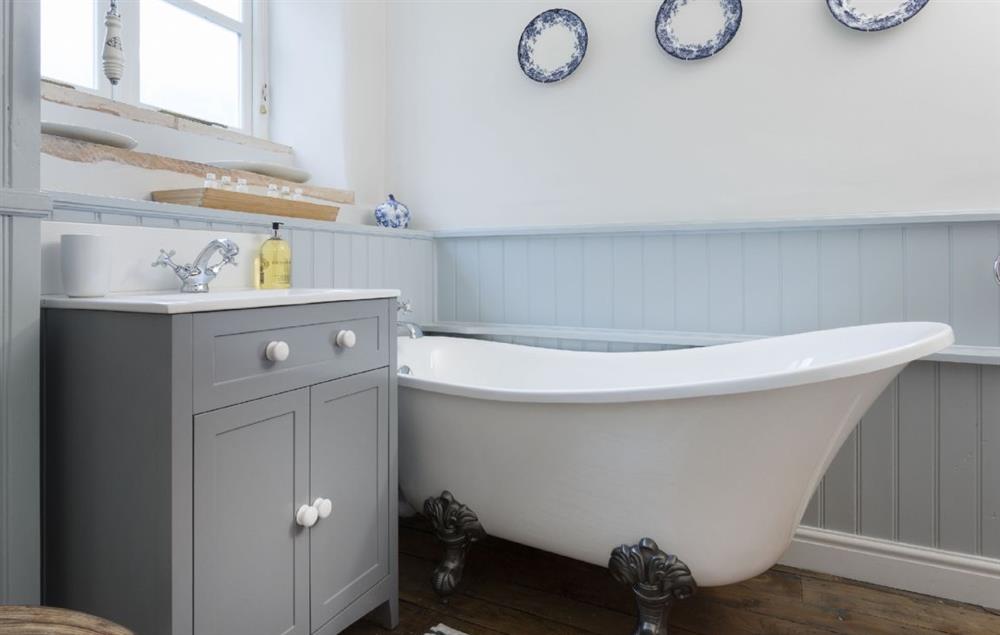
0;189;50;217
782;526;1000;611
424;322;1000;365
49;191;434;239
430;209;1000;238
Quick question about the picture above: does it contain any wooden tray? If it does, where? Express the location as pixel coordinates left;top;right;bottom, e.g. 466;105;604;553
152;188;339;222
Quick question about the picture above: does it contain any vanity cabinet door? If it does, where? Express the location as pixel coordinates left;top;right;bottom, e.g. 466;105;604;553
193;389;310;635
309;369;390;631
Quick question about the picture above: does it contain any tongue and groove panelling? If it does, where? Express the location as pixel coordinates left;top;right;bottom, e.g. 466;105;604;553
436;224;1000;346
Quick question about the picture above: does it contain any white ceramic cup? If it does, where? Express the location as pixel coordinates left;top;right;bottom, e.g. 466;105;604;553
61;234;111;297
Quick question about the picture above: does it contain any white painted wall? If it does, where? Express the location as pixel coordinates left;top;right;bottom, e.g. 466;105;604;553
386;0;1000;229
269;0;388;209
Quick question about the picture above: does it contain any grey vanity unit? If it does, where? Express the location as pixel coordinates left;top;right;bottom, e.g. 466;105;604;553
42;292;399;635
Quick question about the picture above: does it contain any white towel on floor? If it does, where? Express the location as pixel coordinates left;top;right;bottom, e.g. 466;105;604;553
426;624;469;635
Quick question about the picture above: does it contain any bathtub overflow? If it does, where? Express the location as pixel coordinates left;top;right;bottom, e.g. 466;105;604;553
398;365;412;375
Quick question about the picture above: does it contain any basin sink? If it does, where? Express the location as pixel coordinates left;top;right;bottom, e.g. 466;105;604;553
41;288;400;314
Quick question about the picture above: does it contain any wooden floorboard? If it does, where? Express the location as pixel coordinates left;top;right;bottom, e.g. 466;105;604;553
344;520;1000;635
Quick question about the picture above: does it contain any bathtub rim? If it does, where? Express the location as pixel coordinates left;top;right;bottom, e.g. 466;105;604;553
396;322;953;403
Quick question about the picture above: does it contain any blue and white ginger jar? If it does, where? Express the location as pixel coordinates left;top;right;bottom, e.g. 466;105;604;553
374;194;411;229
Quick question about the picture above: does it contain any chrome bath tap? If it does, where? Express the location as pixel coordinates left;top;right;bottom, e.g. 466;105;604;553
397;299;423;338
152;238;240;293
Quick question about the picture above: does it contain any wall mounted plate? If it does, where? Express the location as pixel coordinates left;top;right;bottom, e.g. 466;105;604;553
518;9;588;83
827;0;930;32
655;0;742;61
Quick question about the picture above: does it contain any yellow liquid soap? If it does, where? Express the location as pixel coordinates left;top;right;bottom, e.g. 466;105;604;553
259;221;291;289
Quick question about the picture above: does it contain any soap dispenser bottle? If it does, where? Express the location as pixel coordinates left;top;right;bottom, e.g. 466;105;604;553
258;221;292;289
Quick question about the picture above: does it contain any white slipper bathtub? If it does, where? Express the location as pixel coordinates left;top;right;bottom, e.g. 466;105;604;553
397;323;953;596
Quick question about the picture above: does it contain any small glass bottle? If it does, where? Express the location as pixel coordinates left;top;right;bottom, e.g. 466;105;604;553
292;187;304;201
266;183;279;198
258;221;291;289
220;175;233;191
280;185;291;199
204;173;218;189
236;178;248;193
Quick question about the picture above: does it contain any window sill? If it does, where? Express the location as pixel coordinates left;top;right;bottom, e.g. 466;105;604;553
41;80;291;155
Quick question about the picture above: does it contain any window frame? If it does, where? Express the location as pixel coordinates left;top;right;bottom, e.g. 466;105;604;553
41;0;267;138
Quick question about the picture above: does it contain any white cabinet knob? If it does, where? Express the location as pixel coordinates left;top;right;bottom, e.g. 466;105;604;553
295;504;318;528
335;330;356;349
265;340;290;362
313;497;333;519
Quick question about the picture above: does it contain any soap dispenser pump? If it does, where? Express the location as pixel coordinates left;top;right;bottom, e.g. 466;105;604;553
258;221;291;289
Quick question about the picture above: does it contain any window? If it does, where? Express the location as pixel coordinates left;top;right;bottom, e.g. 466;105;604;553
40;0;98;90
40;0;263;134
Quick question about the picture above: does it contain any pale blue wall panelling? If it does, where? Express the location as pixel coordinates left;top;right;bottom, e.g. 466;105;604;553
613;236;643;330
530;238;557;326
436;223;1000;346
477;238;504;323
743;232;781;335
897;363;938;548
938;364;980;554
583;236;613;329
641;235;674;331
951;224;1000;345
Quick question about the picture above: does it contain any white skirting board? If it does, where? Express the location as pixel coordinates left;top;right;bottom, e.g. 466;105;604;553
781;526;1000;610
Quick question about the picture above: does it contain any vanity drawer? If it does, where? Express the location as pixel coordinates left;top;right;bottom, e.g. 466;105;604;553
192;299;390;412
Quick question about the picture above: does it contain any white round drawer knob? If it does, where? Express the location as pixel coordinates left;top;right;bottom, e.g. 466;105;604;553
265;340;290;362
313;497;333;519
335;330;356;349
295;504;318;528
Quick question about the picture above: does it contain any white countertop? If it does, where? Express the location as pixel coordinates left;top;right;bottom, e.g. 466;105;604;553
41;288;401;314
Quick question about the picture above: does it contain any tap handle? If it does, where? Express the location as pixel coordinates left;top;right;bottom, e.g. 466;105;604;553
397;299;413;314
994;255;1000;285
211;252;238;273
152;249;177;268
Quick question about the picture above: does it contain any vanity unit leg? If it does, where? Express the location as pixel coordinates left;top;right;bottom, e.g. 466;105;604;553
423;491;485;599
368;597;399;629
609;538;697;635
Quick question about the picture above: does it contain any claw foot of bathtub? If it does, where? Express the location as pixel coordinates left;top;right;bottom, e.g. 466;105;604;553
423;491;486;599
609;538;697;635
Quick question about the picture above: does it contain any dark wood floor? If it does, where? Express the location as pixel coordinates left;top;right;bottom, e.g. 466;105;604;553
345;519;1000;635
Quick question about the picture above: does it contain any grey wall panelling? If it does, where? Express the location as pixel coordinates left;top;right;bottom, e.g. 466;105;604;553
0;0;44;604
433;220;1000;561
0;211;44;603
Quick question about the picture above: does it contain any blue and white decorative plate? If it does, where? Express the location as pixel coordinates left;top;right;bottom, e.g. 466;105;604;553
827;0;929;32
374;194;411;229
655;0;742;61
518;9;588;83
